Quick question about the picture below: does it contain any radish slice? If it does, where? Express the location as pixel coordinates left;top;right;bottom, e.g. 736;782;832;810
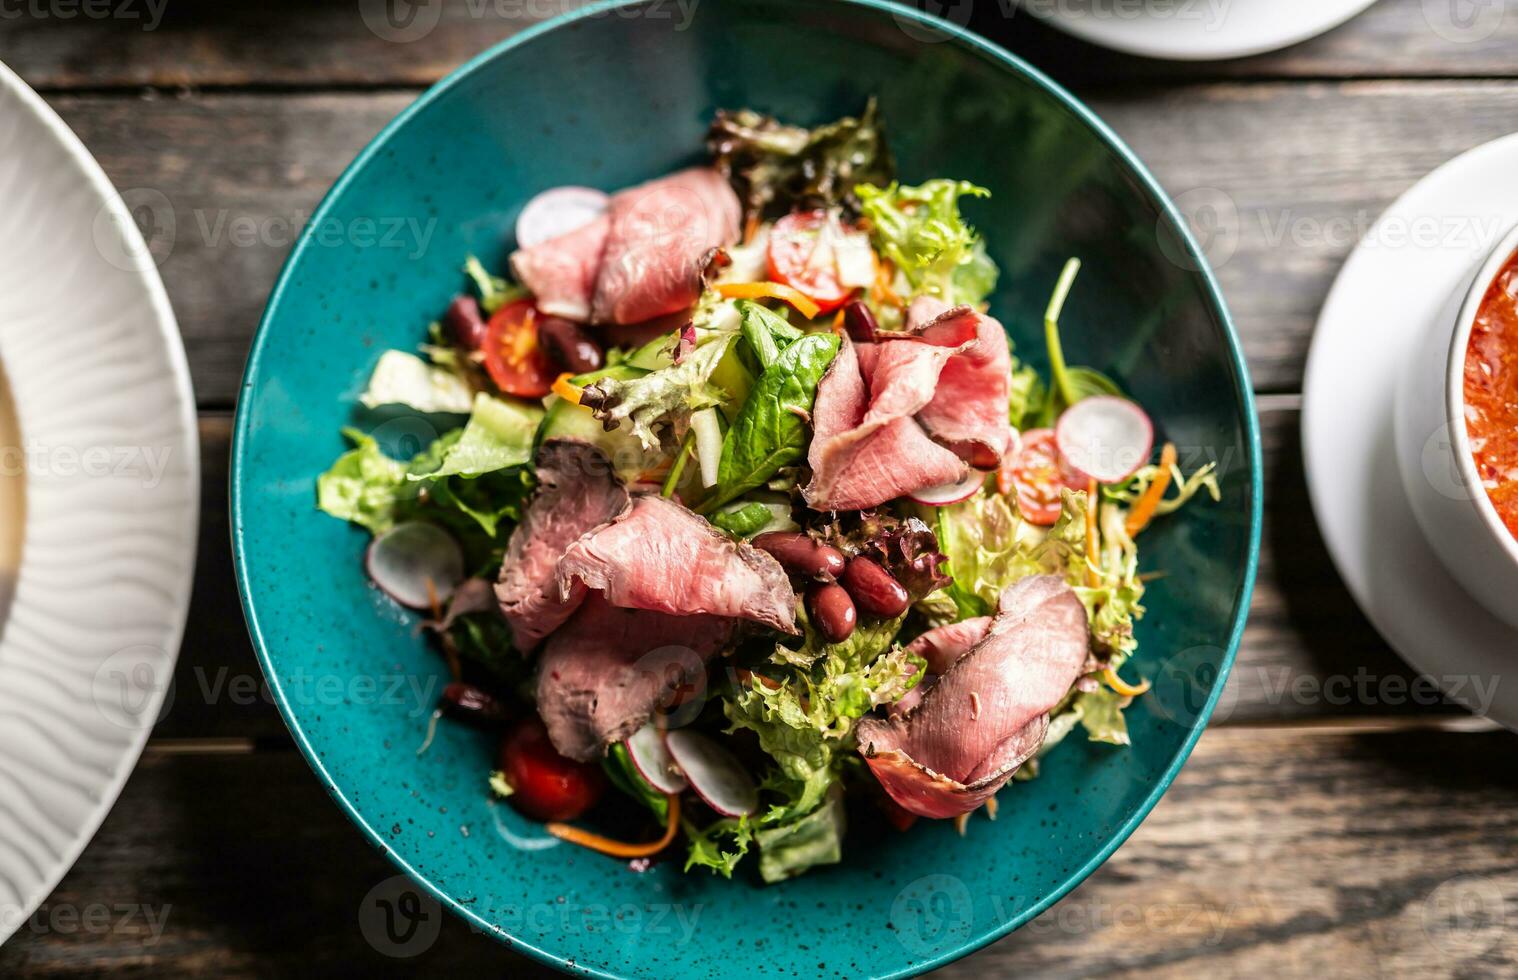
908;470;986;507
515;186;609;249
366;522;465;610
1054;395;1154;485
626;724;688;794
663;730;757;817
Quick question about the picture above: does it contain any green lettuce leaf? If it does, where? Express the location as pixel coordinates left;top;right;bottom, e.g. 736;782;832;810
464;255;526;315
602;743;669;821
683;816;753;878
579;334;738;450
316;428;417;533
359;349;475;414
428;392;543;478
1076;686;1132;746
856;178;996;304
726;611;917;822
754;785;846;883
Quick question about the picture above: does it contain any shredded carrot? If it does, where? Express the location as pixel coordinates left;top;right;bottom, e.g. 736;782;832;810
546;793;681;858
952;812;971;836
742;213;761;245
984;797;998;821
1085;477;1100;588
1125;442;1177;537
873;259;902;308
716;281;820;319
1103;666;1151;698
550;372;582;405
831;308;847;336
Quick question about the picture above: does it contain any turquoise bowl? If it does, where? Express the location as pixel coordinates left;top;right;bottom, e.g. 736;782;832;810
232;1;1261;976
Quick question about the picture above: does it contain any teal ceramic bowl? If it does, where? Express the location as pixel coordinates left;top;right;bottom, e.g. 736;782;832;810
232;1;1261;976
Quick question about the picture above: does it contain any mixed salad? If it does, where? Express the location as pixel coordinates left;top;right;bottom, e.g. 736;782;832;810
317;102;1218;883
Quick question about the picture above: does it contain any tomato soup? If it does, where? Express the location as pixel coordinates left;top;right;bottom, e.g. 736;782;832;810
1463;248;1518;538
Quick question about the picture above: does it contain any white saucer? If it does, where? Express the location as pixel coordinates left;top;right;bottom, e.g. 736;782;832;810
0;62;197;943
1020;0;1380;61
1303;133;1518;732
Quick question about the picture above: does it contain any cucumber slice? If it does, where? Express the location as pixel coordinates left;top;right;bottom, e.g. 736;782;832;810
537;364;660;479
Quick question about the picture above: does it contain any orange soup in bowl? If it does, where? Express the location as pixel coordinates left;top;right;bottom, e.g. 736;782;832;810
1464;248;1518;538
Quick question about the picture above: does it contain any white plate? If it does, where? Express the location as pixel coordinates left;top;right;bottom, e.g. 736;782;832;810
1302;133;1518;732
1020;0;1380;61
0;62;197;943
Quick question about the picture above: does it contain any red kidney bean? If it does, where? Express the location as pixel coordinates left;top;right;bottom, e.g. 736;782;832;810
537;315;604;374
843;300;879;343
440;681;512;727
752;532;846;580
444;294;488;350
840;557;911;618
807;582;857;643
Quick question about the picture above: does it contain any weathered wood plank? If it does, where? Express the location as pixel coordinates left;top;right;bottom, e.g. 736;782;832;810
3;728;1513;976
44;80;1518;402
161;402;1459;743
3;0;1517;91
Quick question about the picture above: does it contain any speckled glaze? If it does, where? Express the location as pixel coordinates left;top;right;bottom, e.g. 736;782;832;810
231;2;1261;976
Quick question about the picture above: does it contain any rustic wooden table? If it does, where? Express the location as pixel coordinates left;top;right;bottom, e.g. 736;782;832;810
2;1;1516;976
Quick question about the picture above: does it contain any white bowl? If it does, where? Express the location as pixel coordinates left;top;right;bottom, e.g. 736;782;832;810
0;61;197;944
1395;221;1518;629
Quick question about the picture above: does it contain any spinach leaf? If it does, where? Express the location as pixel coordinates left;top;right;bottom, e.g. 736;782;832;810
702;332;839;512
738;300;802;371
711;500;776;537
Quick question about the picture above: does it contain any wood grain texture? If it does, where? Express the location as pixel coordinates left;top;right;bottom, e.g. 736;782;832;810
157;403;1454;744
4;0;1518;91
3;728;1512;977
42;80;1518;403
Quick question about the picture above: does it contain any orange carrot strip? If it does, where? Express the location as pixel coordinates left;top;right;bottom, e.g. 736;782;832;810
1103;666;1151;697
716;281;821;320
1124;442;1178;537
550;372;582;405
873;259;902;308
546;793;681;859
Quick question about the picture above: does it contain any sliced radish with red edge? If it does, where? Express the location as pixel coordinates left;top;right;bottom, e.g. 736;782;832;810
908;469;986;507
516;186;608;249
626;724;688;794
1054;395;1154;485
663;729;757;817
366;521;464;610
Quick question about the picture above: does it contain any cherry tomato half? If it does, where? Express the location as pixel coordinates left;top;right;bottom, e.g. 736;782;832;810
766;210;870;316
1002;428;1064;526
497;717;605;822
482;298;556;398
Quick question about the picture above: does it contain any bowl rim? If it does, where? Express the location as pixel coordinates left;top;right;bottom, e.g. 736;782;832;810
1443;219;1518;568
230;1;1263;975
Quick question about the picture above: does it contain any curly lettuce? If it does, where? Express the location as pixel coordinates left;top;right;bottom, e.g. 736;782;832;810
856;179;997;305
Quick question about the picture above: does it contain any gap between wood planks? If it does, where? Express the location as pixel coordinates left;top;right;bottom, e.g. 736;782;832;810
142;713;1503;757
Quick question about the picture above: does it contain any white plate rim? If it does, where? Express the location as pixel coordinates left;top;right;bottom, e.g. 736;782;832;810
1019;0;1382;61
0;61;198;944
1302;132;1518;731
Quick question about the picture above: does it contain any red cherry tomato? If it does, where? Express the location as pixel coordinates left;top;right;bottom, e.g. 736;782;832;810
766;210;865;315
1001;428;1064;526
497;717;604;822
482;299;556;398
